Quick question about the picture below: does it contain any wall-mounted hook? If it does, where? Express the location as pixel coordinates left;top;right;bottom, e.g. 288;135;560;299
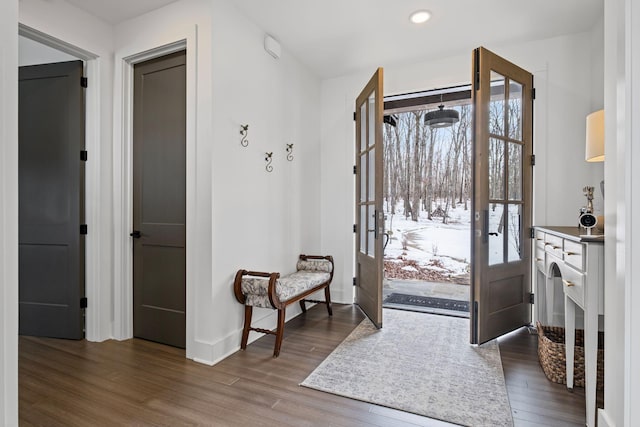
286;143;294;161
265;152;273;172
240;124;249;147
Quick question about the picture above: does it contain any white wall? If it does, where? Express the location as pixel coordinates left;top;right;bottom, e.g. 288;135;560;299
209;0;322;362
18;35;78;66
0;0;19;423
321;31;605;304
113;0;321;364
19;0;115;342
600;0;640;425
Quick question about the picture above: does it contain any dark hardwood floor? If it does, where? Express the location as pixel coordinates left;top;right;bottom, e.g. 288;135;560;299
19;304;598;426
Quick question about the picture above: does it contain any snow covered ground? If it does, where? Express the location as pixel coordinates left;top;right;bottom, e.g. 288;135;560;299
383;202;471;284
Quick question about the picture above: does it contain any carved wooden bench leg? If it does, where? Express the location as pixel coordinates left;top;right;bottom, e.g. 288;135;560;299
273;307;286;357
241;305;253;350
325;286;333;316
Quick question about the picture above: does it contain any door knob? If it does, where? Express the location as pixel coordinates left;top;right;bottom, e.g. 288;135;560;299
130;230;142;238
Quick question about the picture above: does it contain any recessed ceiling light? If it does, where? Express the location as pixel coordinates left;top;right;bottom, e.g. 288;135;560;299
409;10;432;24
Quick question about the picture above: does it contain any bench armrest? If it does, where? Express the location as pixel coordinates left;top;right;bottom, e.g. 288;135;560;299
233;269;280;306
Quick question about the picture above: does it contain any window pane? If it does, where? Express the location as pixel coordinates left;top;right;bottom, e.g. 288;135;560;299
508;204;522;262
489;72;505;137
508;80;523;141
488;204;505;265
368;148;375;202
360;153;367;202
367;205;375;257
368;94;376;148
489;138;505;200
508;142;522;201
360;103;366;151
360;205;366;254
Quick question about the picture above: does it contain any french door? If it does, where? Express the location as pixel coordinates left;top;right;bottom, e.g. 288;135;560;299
471;47;534;344
355;68;384;328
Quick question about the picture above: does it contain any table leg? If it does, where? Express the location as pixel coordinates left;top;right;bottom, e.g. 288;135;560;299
584;310;598;427
564;294;576;390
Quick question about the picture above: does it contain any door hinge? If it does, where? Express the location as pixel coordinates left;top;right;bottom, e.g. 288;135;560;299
353;224;357;233
528;293;535;304
80;297;88;308
80;150;88;161
353;112;356;121
353;277;356;286
81;77;88;88
531;154;536;166
531;88;536;100
353;165;357;175
530;227;535;238
80;224;88;235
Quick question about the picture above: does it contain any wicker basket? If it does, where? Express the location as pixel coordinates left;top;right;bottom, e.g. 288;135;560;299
536;321;604;390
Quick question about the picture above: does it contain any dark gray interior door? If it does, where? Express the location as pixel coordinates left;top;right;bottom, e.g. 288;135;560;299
132;50;186;349
19;60;86;340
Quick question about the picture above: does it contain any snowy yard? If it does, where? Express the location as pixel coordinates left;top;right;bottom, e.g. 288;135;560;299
383;203;471;284
383;201;520;284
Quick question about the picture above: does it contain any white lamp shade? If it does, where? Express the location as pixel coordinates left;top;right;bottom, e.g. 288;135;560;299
586;109;604;162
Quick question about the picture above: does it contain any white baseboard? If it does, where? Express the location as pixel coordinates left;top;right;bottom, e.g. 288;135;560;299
598;409;615;427
188;304;308;365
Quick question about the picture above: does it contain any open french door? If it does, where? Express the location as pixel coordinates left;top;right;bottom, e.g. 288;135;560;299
355;68;384;328
471;47;533;344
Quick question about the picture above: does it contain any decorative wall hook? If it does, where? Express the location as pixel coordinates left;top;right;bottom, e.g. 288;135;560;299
265;152;273;172
286;143;294;161
240;124;249;147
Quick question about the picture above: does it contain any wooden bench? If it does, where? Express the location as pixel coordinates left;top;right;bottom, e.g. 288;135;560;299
233;254;334;357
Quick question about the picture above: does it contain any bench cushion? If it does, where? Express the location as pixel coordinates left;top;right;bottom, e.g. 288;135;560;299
296;258;333;273
242;271;331;308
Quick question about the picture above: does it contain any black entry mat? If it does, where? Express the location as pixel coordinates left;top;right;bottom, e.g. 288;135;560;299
383;293;469;313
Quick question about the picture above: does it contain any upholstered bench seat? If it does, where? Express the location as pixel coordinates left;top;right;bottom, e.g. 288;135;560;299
242;271;331;307
233;254;334;357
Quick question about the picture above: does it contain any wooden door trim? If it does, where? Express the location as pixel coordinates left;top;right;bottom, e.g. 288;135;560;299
112;30;197;359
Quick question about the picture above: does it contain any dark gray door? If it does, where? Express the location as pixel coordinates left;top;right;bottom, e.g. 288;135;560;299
132;51;186;349
19;60;86;339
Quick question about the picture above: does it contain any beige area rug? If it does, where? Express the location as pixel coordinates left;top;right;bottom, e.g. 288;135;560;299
301;309;513;427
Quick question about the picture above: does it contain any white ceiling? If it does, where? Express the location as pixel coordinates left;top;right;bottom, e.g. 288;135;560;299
59;0;603;80
63;0;179;25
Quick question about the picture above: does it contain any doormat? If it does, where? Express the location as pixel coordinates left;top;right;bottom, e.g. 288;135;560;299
383;293;469;312
301;309;513;426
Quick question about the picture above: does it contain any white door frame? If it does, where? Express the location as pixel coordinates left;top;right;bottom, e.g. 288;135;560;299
17;24;104;342
112;26;197;359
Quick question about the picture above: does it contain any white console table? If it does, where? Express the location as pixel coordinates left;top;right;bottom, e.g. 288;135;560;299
534;226;604;427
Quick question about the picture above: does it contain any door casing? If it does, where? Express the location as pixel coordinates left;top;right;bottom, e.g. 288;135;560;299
18;24;104;341
112;29;197;360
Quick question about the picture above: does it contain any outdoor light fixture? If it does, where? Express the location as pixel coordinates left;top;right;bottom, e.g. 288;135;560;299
424;98;459;128
409;10;431;24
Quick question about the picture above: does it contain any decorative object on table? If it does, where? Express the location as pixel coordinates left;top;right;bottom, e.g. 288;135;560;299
240;124;249;147
583;186;595;213
301;309;513;427
536;322;604;390
579;186;600;236
264;152;273;172
285;143;293;161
